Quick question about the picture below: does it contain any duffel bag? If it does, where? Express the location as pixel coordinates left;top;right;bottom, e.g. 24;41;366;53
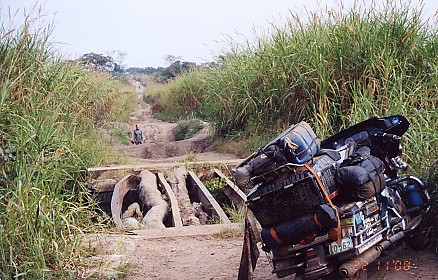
336;146;386;201
261;204;340;250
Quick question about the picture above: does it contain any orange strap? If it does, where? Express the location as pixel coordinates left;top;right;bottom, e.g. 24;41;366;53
313;213;323;228
270;227;283;244
304;163;342;245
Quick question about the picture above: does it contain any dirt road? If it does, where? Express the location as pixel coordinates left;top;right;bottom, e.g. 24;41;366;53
113;80;237;164
86;80;437;280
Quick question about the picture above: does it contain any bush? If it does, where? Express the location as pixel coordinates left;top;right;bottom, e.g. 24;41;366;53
172;119;204;141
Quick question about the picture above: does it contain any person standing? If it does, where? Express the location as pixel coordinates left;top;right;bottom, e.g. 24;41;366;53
133;125;144;145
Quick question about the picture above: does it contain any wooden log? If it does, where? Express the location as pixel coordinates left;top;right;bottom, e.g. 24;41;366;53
168;166;200;226
214;169;247;206
111;175;140;228
157;173;183;227
87;179;117;192
138;170;168;229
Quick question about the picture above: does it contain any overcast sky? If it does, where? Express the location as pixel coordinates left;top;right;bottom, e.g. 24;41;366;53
1;0;437;67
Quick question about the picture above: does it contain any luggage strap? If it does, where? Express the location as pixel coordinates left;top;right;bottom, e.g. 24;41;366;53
270;228;283;245
304;163;342;245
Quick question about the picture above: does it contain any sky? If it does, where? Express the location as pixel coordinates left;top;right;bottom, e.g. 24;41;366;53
1;0;437;68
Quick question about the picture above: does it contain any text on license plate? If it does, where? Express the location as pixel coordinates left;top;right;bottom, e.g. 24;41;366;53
329;238;353;255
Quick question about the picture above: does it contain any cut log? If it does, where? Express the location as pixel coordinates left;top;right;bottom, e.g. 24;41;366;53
193;202;209;225
111;175;140;228
87;179;117;192
168;166;200;226
138;170;168;229
122;202;143;222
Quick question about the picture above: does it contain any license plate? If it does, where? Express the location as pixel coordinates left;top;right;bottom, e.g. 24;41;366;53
329;238;353;255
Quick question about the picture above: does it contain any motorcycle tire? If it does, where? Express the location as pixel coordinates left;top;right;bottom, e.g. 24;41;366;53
405;210;434;251
405;225;433;251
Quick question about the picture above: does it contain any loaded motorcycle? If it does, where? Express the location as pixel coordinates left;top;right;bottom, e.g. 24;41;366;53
234;115;430;279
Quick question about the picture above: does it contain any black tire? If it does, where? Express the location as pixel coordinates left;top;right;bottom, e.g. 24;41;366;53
405;227;432;250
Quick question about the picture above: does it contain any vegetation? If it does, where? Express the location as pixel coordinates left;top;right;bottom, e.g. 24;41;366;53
128;60;197;83
0;18;135;278
172;119;204;141
224;204;246;223
204;177;228;203
149;0;437;244
149;1;437;179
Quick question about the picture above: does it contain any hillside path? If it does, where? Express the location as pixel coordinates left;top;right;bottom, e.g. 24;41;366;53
112;80;239;164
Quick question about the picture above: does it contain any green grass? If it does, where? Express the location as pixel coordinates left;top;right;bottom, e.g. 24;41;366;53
149;0;437;242
110;123;132;145
172;119;204;141
150;0;437;178
204;177;228;205
0;17;136;279
223;204;246;223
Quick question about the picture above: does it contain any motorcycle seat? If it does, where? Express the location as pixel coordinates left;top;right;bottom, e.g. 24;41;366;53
314;149;341;161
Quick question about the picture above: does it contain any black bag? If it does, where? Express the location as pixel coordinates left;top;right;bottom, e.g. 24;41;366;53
261;204;340;250
248;144;288;175
336;146;386;201
232;144;288;189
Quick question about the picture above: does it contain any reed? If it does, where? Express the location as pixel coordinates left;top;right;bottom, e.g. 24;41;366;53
152;0;437;178
0;17;135;278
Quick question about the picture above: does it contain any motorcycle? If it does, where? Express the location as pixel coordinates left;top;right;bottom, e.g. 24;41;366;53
236;115;431;279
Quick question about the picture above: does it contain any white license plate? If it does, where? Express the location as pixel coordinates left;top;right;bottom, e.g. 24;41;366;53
329;238;353;255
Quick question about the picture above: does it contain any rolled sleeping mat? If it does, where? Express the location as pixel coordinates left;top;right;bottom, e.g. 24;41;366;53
261;204;340;250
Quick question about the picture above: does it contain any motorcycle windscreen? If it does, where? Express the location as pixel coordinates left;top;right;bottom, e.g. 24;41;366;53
321;115;409;150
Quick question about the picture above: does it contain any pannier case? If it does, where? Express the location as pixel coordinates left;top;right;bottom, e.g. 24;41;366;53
232;121;319;189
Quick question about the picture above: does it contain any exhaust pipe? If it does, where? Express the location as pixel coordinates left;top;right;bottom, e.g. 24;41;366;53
339;232;405;278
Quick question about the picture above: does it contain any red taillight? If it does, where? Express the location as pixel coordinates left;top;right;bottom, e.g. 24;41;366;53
306;250;316;258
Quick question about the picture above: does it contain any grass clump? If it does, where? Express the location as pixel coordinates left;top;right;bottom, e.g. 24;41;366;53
204;177;228;204
110;123;132;145
172;119;204;141
224;204;246;223
0;16;135;279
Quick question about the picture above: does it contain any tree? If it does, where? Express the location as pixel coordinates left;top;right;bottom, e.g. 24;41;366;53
163;54;183;65
79;52;115;72
107;50;127;73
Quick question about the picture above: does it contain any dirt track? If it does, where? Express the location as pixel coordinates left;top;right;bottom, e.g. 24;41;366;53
85;80;437;280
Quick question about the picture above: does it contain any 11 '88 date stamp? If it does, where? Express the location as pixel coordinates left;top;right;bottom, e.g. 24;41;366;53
354;259;412;271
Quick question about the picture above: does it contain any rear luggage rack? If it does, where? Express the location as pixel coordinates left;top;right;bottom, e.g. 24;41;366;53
249;163;301;185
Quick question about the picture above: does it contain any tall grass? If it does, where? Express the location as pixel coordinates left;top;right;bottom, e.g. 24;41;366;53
151;0;437;177
0;17;135;278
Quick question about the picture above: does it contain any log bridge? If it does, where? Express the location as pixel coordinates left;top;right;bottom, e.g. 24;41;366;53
88;165;247;230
